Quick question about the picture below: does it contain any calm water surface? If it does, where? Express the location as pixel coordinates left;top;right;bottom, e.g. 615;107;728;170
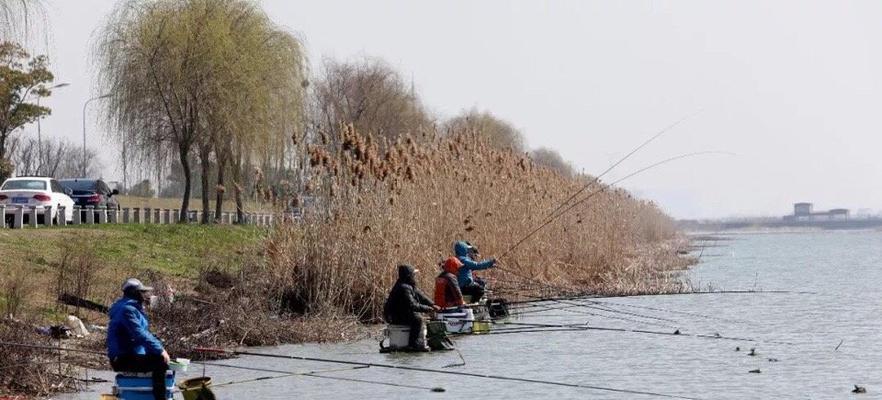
65;231;882;399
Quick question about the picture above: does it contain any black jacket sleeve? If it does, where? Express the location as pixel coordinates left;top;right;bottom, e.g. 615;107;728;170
407;285;434;313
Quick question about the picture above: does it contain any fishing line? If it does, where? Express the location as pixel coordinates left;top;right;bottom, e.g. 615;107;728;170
195;347;704;400
516;304;679;328
498;150;735;261
589;299;749;325
495;322;793;345
203;364;370;388
530;111;704;247
202;363;444;391
0;341;104;355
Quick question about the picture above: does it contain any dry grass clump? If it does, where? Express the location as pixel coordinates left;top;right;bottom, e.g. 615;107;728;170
0;319;81;397
149;266;363;359
263;125;686;321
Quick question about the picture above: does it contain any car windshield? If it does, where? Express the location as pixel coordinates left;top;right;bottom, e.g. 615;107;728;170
2;180;47;191
59;180;97;191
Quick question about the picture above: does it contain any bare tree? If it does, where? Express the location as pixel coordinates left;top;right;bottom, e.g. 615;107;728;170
311;57;433;144
530;147;575;177
444;108;525;152
10;137;101;177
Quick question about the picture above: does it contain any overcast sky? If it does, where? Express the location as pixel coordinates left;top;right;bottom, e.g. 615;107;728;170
24;0;882;219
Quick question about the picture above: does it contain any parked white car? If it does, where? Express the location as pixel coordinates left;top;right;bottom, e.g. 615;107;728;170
0;177;75;224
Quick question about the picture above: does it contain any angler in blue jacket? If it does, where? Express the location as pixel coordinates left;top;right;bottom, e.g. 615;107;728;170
454;241;497;301
107;278;170;400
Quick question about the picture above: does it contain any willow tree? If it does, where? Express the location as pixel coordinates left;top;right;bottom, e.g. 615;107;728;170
0;0;45;42
96;0;306;222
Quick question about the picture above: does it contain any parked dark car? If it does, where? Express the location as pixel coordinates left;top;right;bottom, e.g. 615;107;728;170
58;179;121;211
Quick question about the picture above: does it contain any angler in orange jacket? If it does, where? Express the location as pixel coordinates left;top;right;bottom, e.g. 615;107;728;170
435;257;466;309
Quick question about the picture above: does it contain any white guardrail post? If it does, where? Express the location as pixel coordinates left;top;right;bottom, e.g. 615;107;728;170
173;209;179;224
85;206;95;224
13;206;23;229
163;209;171;224
123;208;131;223
29;206;38;228
153;208;161;224
109;207;118;223
43;206;53;227
57;206;66;227
0;205;5;228
97;206;107;224
72;206;81;225
144;208;152;224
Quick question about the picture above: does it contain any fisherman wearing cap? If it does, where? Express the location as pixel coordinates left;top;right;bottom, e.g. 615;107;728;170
107;278;170;400
454;241;497;302
383;265;440;351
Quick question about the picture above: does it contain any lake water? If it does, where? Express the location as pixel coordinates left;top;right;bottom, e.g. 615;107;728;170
63;231;882;399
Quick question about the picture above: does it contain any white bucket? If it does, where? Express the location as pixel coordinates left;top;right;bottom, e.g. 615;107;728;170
386;324;426;349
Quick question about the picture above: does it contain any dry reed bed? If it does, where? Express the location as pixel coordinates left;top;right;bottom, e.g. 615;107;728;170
261;126;688;322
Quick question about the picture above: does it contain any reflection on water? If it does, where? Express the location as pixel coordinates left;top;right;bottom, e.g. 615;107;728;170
65;231;882;399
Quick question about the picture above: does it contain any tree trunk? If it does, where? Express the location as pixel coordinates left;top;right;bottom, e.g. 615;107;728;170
214;150;226;220
198;144;211;224
0;132;7;160
232;157;245;224
178;142;192;223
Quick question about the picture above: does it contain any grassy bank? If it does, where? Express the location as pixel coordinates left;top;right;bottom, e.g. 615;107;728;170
0;223;268;397
0;224;265;318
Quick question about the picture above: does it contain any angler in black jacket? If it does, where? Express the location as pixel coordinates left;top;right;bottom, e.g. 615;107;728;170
383;264;440;351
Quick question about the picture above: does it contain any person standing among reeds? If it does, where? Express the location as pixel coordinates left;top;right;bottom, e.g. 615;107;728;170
455;241;497;302
383;265;440;351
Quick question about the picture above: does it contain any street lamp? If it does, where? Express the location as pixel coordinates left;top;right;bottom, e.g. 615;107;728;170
82;94;111;177
36;82;70;175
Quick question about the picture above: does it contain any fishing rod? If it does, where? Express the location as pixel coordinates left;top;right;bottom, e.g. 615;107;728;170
495;322;794;345
194;347;704;400
589;299;749;325
201;363;445;392
506;302;681;328
498;150;734;261
533;111;703;234
0;341;104;355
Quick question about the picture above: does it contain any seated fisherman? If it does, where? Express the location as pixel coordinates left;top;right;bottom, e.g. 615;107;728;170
434;257;465;310
107;278;170;400
454;241;497;302
383;264;440;351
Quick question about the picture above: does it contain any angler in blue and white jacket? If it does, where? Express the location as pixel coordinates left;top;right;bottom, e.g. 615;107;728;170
107;278;170;400
454;241;497;302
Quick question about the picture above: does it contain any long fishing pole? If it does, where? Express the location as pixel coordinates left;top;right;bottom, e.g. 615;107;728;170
488;152;737;322
499;150;734;260
495;322;793;345
589;299;749;325
202;363;444;392
195;347;704;400
535;111;703;229
507;302;681;328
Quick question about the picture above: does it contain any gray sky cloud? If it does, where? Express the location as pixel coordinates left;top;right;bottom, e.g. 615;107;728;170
26;0;882;218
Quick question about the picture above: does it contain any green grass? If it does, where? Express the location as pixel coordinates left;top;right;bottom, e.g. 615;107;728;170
0;223;266;277
0;224;268;322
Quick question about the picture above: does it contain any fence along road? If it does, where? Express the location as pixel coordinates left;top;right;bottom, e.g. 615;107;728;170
0;204;278;229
